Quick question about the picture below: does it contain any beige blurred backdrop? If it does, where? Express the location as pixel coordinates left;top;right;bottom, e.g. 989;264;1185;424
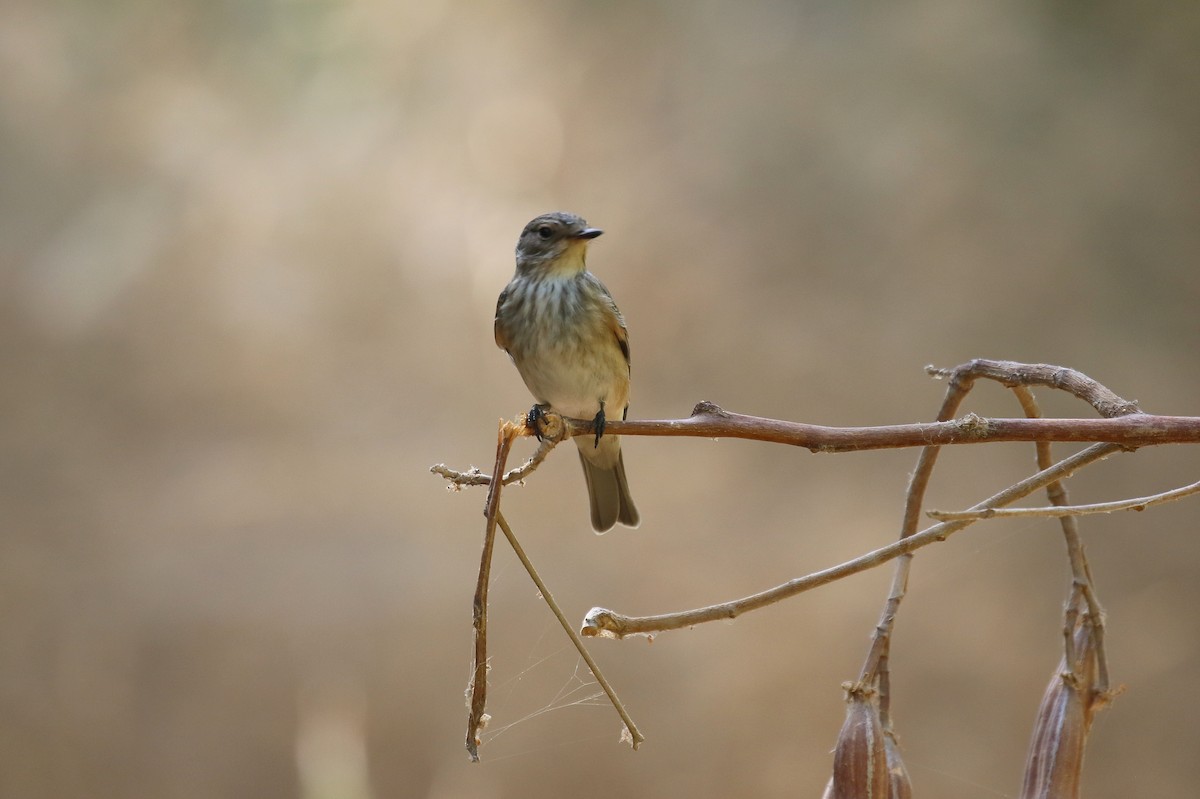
2;1;1198;797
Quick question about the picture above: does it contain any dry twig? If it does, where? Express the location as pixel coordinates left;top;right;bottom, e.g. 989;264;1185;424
581;443;1119;639
928;478;1200;521
852;362;1138;737
461;415;640;760
431;416;561;489
1011;384;1108;693
493;512;643;749
464;421;519;761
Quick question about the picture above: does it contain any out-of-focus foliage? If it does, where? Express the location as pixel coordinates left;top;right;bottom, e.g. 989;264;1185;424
2;1;1197;796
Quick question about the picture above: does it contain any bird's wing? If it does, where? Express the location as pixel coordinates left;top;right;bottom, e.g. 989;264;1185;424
494;288;511;351
609;303;630;369
592;276;630;371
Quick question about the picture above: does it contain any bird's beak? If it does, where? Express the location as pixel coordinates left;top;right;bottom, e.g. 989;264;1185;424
573;228;603;240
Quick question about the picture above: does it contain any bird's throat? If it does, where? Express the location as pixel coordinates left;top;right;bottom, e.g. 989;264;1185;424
545;242;589;277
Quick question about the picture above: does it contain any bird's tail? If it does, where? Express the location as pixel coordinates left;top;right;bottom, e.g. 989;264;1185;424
577;441;639;533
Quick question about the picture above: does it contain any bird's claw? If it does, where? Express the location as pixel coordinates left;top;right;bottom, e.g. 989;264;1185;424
592;403;606;448
527;404;550;441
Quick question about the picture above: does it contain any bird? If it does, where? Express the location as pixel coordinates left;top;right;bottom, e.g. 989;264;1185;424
494;211;640;532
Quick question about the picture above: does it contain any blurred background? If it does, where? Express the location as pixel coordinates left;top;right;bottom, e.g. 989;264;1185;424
2;1;1198;796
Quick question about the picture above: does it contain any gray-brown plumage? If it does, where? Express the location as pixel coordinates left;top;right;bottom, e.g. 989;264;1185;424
494;212;639;532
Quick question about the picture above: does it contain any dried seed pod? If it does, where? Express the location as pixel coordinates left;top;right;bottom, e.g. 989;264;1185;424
1020;619;1107;799
828;688;889;799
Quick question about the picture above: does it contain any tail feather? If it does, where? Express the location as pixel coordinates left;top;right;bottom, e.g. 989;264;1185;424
578;447;639;533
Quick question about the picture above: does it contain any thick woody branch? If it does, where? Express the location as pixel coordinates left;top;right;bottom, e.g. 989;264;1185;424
562;408;1200;451
549;360;1176;450
433;409;1200;490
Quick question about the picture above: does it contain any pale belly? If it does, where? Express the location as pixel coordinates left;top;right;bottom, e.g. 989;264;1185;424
516;331;629;421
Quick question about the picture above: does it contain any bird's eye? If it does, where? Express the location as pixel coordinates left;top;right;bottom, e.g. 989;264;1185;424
536;225;553;240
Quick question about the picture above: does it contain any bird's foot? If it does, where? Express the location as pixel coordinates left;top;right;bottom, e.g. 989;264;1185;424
526;403;551;441
592;403;606;448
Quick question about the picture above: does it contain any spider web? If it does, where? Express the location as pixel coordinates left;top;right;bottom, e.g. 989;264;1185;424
473;618;610;754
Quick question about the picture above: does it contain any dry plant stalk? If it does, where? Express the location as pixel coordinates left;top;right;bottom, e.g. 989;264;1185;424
1013;384;1109;692
433;360;1198;765
464;421;519;761
846;362;1132;791
856;361;1139;690
462;415;641;762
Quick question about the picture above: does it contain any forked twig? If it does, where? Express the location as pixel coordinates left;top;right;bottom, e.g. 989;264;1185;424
432;422;560;490
924;360;1140;418
462;417;639;760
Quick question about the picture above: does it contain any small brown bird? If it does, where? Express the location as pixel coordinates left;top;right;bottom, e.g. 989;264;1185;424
494;212;640;532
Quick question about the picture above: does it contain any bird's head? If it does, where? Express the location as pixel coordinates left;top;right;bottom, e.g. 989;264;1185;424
514;211;603;276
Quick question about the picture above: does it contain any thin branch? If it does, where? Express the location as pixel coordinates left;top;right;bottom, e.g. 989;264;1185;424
494;511;643;749
857;362;1141;689
926;360;1139;418
928;479;1200;521
432;422;561;489
465;422;520;761
463;418;640;759
581;443;1121;639
857;359;975;692
1011;384;1109;694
